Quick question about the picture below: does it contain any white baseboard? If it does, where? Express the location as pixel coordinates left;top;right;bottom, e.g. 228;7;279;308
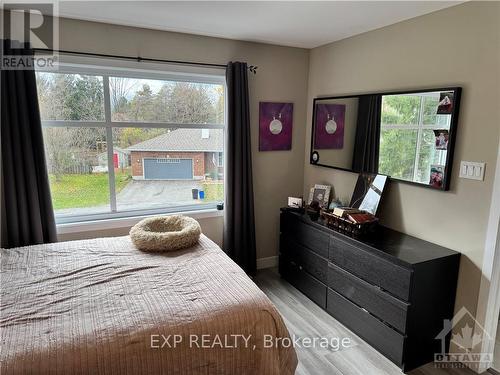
257;256;278;270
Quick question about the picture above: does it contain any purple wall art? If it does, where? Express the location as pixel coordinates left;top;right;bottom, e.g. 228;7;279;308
259;102;293;151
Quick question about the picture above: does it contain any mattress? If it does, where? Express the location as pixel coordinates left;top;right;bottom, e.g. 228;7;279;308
0;235;297;374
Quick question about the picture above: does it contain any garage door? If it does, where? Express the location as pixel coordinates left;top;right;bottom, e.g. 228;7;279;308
143;158;193;180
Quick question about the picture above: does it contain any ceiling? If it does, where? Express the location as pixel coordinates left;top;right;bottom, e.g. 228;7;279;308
56;1;463;49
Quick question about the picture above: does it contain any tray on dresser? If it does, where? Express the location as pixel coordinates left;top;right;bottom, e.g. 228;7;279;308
320;209;379;237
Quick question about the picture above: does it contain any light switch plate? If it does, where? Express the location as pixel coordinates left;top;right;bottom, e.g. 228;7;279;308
459;161;485;181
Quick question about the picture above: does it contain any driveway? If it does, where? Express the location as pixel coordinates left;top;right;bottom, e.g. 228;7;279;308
116;179;204;211
54;180;205;217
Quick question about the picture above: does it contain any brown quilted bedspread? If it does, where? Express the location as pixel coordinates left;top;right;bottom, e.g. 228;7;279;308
0;235;297;374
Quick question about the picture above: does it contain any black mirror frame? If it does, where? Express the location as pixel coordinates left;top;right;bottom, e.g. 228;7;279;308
310;87;462;191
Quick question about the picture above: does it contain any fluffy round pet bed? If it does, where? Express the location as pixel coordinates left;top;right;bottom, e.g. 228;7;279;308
130;215;201;252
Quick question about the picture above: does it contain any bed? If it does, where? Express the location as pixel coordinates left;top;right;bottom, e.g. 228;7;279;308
0;234;297;374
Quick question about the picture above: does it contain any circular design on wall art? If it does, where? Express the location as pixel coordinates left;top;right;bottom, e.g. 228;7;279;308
269;118;283;135
325;118;337;134
311;151;320;164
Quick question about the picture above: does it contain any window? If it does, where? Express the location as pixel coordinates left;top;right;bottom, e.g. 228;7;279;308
379;92;451;184
156;158;180;164
36;60;225;223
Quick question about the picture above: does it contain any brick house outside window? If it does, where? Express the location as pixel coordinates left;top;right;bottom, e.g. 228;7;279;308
127;128;223;181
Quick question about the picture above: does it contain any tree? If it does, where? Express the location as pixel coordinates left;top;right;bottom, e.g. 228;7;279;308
43;127;74;181
153;84;173;122
66;75;104;120
127;84;155;121
36;72;104;121
36;73;106;179
167;82;216;124
43;127;105;180
35;72;52;117
379;129;418;180
214;85;225;124
379;94;444;183
109;77;136;115
35;72;224;178
381;95;420;125
114;127;166;149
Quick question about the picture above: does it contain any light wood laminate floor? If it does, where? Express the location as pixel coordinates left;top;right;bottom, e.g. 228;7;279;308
255;269;477;375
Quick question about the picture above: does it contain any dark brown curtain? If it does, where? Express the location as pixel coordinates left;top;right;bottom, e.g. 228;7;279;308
1;40;57;248
223;62;256;275
352;95;382;174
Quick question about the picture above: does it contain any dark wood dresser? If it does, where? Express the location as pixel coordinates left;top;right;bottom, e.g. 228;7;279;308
279;209;460;372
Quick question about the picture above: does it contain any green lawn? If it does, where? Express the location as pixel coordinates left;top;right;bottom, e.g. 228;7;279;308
49;169;131;210
49;172;223;210
202;181;224;202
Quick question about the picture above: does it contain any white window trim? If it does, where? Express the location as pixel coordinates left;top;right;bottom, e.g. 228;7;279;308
380;124;449;130
36;57;227;226
48;54;225;84
57;209;223;235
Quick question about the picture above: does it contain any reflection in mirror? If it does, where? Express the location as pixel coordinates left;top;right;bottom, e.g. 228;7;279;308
310;88;460;190
311;97;359;170
378;91;454;188
352;95;381;174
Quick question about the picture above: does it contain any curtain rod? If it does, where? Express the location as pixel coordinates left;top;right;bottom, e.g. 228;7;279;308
32;48;258;74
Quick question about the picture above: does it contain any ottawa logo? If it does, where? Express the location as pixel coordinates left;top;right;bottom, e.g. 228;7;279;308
435;307;492;367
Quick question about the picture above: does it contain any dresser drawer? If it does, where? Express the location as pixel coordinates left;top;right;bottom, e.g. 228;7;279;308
281;214;329;258
329;236;412;301
280;236;328;283
280;256;327;308
327;288;405;366
327;263;409;333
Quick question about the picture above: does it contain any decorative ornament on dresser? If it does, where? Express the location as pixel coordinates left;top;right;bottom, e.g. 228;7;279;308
259;102;293;151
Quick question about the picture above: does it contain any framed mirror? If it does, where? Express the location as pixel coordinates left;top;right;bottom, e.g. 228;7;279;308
310;87;461;190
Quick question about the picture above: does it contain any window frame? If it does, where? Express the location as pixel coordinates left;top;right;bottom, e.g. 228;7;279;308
36;57;227;225
380;93;451;184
